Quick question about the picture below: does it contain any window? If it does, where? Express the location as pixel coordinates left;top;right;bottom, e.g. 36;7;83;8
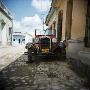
13;39;15;41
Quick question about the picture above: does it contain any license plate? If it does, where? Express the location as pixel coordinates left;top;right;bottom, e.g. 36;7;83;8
41;49;49;53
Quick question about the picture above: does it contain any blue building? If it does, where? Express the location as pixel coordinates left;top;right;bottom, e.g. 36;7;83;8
13;32;25;45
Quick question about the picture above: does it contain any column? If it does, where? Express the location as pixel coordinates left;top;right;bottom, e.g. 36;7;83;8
52;22;56;35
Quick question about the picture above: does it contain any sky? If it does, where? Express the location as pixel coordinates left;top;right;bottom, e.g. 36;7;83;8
3;0;51;35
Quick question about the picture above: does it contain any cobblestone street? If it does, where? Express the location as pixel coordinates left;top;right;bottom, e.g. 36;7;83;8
0;53;89;90
0;0;90;90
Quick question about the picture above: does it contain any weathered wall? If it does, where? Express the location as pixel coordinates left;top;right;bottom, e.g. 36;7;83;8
0;22;1;44
71;0;87;40
13;35;25;45
0;11;13;45
67;40;84;58
67;0;88;59
48;0;68;41
58;0;67;40
65;0;73;40
47;0;87;45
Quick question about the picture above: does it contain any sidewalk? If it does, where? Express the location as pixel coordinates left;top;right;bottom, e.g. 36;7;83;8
67;49;90;88
67;50;90;65
79;51;90;65
0;45;26;70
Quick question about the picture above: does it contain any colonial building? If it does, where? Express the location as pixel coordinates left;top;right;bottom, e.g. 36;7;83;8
45;0;90;60
13;32;25;45
0;1;13;46
24;32;34;44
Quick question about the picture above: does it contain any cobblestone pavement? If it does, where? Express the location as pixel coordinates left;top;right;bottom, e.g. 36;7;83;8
0;54;89;90
0;45;26;70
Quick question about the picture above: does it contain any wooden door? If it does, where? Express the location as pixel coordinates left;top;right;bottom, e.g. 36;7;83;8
85;0;90;47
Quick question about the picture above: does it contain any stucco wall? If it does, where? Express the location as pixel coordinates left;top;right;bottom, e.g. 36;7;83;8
59;0;67;40
47;0;87;41
0;11;13;45
67;0;88;60
48;0;68;41
13;35;25;45
67;40;84;58
71;0;87;40
0;12;12;28
0;23;1;43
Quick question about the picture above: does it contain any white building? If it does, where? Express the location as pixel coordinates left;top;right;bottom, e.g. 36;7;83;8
0;1;13;46
24;32;34;44
13;32;25;45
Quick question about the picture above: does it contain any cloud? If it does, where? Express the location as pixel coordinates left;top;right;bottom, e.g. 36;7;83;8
13;14;48;36
32;0;51;12
21;14;42;28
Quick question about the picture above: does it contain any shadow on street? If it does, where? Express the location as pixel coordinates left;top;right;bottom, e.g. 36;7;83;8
0;53;60;90
0;53;88;90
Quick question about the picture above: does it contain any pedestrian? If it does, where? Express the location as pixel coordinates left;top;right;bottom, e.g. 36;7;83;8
55;41;63;60
27;43;34;63
62;40;67;59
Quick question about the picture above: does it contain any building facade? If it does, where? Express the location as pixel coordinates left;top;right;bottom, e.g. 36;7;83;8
24;32;34;44
0;1;13;46
13;32;25;45
45;0;90;59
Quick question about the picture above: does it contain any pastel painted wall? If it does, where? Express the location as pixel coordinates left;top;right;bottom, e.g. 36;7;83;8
71;0;87;40
13;35;25;45
25;34;33;44
47;0;68;41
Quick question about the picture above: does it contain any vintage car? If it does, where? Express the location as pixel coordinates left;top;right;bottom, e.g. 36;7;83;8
25;29;66;62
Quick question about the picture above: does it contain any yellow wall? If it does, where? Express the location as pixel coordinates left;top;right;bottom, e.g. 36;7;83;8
71;0;87;40
59;0;67;40
47;0;87;41
48;0;68;41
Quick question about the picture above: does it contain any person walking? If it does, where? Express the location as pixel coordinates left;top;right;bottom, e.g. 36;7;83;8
62;40;67;59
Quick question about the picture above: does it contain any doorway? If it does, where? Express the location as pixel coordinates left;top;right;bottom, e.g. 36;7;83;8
57;10;63;42
19;39;20;44
85;0;90;47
